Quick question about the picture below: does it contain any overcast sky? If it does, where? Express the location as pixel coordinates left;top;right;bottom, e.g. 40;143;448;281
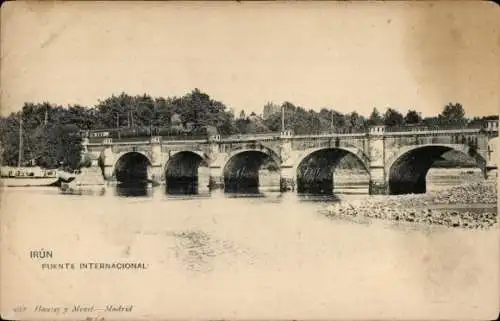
1;1;498;117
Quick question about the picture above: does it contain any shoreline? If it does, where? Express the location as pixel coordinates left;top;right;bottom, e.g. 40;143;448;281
324;182;498;229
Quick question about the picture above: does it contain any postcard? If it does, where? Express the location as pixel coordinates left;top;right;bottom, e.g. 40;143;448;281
1;1;498;320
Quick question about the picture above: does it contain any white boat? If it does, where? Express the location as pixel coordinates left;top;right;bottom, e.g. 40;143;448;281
0;167;83;188
0;167;59;187
0;176;59;187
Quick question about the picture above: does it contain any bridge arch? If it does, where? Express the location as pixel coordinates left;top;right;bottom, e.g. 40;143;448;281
294;147;370;194
165;150;210;176
112;151;152;183
386;144;487;195
222;148;281;193
164;151;210;194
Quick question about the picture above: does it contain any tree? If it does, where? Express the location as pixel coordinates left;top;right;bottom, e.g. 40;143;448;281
439;102;466;125
262;102;280;119
170;89;236;135
421;116;439;127
246;117;270;134
4;90;484;169
49;123;83;169
153;97;175;127
234;116;250;134
95;92;136;128
346;111;365;129
383;108;404;127
404;109;422;124
317;108;345;131
367;107;384;126
262;112;282;132
332;110;346;128
0;114;23;166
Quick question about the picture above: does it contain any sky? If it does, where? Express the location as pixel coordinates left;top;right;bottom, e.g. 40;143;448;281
1;1;499;118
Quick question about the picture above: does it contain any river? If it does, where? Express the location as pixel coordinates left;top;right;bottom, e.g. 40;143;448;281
0;168;498;319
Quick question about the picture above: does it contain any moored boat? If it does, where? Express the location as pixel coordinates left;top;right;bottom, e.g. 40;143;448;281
0;167;59;187
0;176;60;187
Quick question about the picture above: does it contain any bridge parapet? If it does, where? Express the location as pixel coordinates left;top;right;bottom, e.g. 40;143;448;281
160;135;208;141
384;121;499;134
318;127;367;135
486;119;499;132
384;127;484;136
82;120;499;145
280;130;293;138
292;132;366;139
369;125;386;135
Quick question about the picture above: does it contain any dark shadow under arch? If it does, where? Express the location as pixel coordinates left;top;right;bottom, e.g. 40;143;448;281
165;151;208;195
388;145;486;195
223;150;280;193
114;152;152;184
296;148;369;195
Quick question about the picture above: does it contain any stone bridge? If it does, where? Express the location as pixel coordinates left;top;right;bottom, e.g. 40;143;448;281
82;120;499;195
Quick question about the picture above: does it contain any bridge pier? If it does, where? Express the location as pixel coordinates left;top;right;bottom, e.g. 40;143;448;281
368;167;388;195
147;165;164;184
100;145;115;181
368;126;389;195
280;166;296;192
102;165;114;181
208;166;224;190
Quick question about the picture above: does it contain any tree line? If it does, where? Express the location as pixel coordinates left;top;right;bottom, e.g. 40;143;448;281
0;88;497;169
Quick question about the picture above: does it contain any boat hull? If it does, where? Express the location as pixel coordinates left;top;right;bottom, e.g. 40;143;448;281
0;177;59;187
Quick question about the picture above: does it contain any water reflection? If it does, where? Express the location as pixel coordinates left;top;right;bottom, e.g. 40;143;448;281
224;178;260;194
115;182;151;197
224;185;260;195
224;191;266;198
295;193;341;203
296;180;334;195
166;178;199;195
61;168;486;203
110;182;350;201
62;188;107;197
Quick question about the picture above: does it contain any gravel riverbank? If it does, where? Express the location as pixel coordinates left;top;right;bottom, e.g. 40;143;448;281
325;182;498;229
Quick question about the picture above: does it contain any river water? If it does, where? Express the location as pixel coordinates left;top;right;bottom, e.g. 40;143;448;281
0;168;498;319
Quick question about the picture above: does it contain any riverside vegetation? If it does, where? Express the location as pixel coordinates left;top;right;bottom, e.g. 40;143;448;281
1;88;497;170
325;181;498;229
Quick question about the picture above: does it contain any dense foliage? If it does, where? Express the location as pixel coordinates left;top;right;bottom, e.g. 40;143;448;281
0;89;497;170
